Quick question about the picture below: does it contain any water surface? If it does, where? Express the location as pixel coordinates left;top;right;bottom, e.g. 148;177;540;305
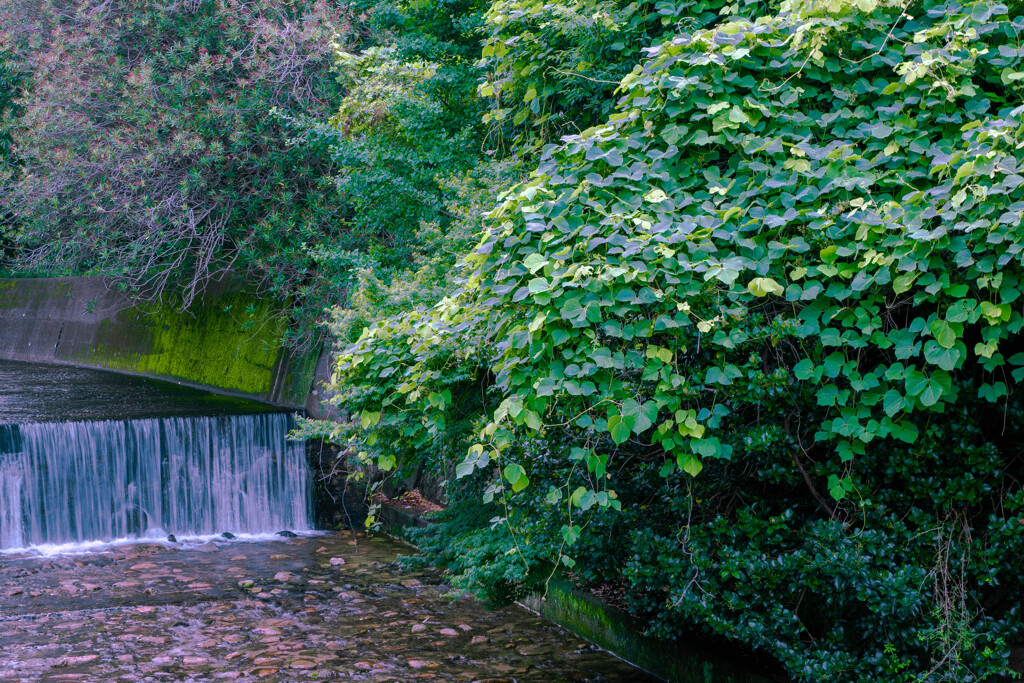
0;360;309;553
0;359;280;423
0;532;654;681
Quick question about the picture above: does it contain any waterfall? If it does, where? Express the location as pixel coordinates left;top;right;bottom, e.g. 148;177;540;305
0;414;310;551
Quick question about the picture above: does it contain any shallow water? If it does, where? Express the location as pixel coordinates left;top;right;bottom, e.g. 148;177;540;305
0;532;654;682
0;359;279;423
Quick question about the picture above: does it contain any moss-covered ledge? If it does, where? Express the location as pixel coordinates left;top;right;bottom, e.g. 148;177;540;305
521;581;776;683
0;276;320;407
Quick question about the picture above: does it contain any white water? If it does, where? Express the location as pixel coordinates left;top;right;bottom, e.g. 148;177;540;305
0;414;310;551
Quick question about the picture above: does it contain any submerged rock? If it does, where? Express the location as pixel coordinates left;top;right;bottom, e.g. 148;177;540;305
276;530;298;538
222;532;237;540
167;534;177;543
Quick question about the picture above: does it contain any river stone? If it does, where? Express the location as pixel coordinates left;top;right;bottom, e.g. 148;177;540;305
329;557;345;566
0;533;653;682
408;659;440;669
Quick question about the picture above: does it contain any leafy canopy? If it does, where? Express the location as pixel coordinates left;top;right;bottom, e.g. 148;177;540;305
332;0;1024;679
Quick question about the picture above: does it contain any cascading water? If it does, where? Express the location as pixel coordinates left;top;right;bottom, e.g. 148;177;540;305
0;413;310;551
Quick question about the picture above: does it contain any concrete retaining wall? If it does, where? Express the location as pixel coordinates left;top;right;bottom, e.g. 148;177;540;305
0;276;321;408
522;581;777;683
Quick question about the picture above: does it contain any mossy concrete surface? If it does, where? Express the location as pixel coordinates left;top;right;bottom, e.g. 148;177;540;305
521;582;775;683
0;276;318;407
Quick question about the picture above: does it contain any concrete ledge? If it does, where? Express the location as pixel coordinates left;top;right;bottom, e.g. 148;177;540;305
0;276;318;407
521;581;775;683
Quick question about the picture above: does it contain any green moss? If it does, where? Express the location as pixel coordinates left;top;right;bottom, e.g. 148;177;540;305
1;277;320;406
281;348;320;406
95;292;284;396
524;580;772;683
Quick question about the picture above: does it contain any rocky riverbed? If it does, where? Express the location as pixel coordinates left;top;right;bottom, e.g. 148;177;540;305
0;532;653;682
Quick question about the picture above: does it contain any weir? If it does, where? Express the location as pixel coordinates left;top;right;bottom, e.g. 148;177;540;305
0;413;311;551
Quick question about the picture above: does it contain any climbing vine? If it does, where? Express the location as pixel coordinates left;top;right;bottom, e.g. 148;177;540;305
330;0;1024;678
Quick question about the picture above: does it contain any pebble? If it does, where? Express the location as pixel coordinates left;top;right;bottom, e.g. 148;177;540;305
408;659;441;669
0;534;650;683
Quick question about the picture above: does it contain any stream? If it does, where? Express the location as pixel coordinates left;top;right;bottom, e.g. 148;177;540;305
0;359;654;681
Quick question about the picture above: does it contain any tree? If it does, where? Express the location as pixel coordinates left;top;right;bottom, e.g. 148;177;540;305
333;0;1024;678
0;0;350;326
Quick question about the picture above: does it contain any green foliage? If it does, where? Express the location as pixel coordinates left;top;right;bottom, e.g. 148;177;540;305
0;0;352;332
0;0;493;344
477;0;689;151
0;47;22;260
0;50;18;165
333;0;1024;679
301;42;484;287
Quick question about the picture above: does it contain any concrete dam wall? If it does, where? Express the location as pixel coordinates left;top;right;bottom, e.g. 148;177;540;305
0;276;326;409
